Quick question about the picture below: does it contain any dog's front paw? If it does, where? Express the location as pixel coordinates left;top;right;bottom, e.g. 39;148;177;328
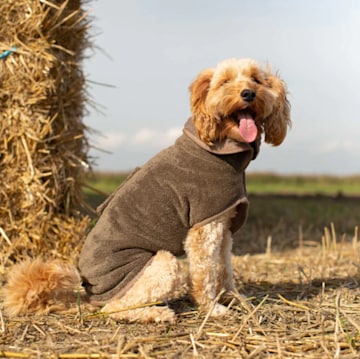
210;303;229;317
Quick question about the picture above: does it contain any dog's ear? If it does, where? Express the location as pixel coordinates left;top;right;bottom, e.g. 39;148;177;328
263;73;291;146
189;68;216;145
189;68;214;114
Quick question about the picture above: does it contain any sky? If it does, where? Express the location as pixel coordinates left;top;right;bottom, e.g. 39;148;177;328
83;0;360;175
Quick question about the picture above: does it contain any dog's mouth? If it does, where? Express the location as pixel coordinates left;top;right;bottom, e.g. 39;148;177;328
234;110;258;143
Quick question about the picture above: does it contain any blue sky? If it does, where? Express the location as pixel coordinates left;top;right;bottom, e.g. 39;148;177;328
84;0;360;174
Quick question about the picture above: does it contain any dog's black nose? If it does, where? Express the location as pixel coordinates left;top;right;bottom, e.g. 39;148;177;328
241;89;256;102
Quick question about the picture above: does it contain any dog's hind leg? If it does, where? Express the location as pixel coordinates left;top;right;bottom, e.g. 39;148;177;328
101;250;187;323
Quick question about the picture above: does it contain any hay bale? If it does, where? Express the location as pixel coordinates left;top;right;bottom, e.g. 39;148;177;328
0;0;92;267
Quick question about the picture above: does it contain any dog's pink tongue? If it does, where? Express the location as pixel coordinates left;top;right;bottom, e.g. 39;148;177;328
238;112;258;143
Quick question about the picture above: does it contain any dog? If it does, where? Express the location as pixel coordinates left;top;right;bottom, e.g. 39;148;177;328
3;58;290;323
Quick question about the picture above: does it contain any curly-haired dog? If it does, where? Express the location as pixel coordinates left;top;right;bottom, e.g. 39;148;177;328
3;58;291;323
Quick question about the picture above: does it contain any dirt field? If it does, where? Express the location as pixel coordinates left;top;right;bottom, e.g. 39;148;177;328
1;223;360;358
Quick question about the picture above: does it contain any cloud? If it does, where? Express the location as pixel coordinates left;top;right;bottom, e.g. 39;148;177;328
94;132;126;150
94;127;182;151
131;127;182;147
317;140;360;154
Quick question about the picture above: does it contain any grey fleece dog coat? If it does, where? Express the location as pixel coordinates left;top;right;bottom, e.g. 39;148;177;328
78;118;258;304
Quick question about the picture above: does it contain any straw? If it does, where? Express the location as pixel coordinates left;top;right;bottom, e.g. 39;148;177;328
2;237;360;358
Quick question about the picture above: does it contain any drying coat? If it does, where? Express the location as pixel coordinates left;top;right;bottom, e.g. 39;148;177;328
78;118;258;303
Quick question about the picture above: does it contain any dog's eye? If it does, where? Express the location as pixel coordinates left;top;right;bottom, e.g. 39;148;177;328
252;77;261;84
222;79;230;85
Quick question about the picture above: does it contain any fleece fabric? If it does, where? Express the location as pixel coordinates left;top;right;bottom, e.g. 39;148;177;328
78;118;258;303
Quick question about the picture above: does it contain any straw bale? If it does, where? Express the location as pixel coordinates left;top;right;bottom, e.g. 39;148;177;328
0;0;92;266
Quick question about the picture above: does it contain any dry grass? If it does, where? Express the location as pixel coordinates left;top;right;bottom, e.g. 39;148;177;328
1;225;360;358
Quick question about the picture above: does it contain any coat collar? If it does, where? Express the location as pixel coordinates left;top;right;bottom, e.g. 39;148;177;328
183;117;258;157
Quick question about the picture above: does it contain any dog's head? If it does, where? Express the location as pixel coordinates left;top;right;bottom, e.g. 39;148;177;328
189;58;291;146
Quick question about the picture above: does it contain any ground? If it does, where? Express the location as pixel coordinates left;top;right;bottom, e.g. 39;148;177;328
1;227;360;358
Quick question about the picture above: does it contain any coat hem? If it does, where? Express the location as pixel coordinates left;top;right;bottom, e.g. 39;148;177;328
192;197;249;232
86;255;155;306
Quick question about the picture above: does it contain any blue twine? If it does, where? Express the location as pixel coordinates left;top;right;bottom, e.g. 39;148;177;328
0;46;17;60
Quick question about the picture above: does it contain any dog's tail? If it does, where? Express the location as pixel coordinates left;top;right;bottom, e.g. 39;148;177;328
2;258;82;316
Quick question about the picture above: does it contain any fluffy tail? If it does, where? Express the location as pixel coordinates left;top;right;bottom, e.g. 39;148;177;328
2;258;82;316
